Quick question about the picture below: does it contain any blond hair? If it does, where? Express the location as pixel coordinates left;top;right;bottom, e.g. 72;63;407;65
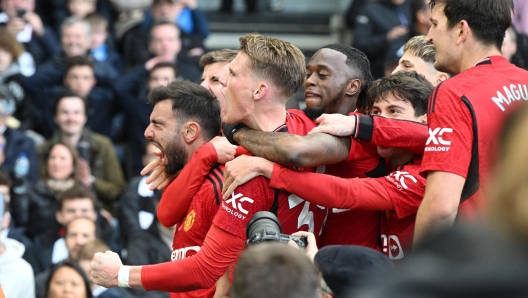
239;34;305;97
199;49;239;67
403;35;437;64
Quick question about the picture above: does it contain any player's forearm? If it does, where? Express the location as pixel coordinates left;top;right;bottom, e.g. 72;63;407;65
270;164;393;210
158;143;217;226
234;128;349;167
129;266;144;288
356;115;428;154
413;199;458;245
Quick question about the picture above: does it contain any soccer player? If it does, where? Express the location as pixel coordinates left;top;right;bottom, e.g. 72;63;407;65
90;35;326;294
413;0;528;242
224;71;432;259
91;81;228;297
392;35;449;86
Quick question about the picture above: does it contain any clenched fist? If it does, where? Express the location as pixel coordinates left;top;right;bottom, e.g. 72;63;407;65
90;251;122;288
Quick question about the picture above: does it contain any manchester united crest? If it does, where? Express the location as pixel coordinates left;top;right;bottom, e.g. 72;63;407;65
184;210;196;232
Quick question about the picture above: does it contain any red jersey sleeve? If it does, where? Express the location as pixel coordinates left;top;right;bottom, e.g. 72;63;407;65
421;83;473;178
212;176;275;240
157;143;218;227
378;164;426;219
269;163;393;211
141;224;245;292
354;115;428;154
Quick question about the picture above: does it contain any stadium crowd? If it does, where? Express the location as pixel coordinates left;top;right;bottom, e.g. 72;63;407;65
1;0;528;297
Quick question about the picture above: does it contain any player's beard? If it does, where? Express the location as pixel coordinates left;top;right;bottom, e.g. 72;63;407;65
163;136;187;176
303;88;347;120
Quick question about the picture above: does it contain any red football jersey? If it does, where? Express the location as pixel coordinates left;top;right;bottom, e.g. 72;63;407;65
213;110;328;241
169;165;224;298
378;157;424;260
421;56;528;218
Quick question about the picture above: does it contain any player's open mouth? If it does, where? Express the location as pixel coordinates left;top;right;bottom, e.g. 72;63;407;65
151;142;168;165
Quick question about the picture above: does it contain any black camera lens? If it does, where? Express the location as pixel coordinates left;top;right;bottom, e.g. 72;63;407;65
245;211;283;241
16;8;26;18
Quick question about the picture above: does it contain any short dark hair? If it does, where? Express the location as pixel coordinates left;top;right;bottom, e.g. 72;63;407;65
53;89;88;116
0;171;12;188
149;20;180;42
150;62;178;78
45;260;93;298
429;0;513;49
199;49;239;67
367;71;433;116
321;44;374;114
232;243;319;298
65;55;95;77
147;81;221;141
57;184;97;211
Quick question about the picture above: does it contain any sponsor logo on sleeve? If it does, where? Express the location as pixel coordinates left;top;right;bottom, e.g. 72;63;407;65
425;127;452;152
171;246;201;261
222;193;254;220
386;171;417;190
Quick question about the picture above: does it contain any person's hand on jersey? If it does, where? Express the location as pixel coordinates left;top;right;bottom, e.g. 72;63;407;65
210;136;237;164
90;251;123;288
222;155;273;199
309;114;357;136
289;231;318;262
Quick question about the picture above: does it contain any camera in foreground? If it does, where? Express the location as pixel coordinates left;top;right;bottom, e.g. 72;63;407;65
245;211;308;248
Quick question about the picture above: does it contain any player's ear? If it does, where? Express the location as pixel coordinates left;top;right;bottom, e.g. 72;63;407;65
182;121;200;143
253;83;268;101
418;114;427;124
346;78;361;97
435;73;449;85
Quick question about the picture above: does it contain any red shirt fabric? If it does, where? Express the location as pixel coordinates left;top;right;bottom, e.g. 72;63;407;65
269;155;425;261
421;56;528;218
167;164;224;298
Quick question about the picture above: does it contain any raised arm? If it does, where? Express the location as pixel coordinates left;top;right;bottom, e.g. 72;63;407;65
232;128;350;168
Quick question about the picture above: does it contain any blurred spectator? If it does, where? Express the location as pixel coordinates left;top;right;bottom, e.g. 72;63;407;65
21;16;118;110
344;0;371;30
0;173;35;298
409;0;430;35
68;0;97;18
36;217;97;298
0;88;38;184
119;141;159;246
15;141;81;240
0;0;61;68
314;245;394;298
353;0;412;78
502;27;518;62
38;91;125;215
0;171;35;298
44;260;93;298
85;13;122;74
0;171;41;274
512;0;528;36
77;240;124;298
232;242;319;298
122;169;171;298
114;62;176;175
0;29;33;130
63;57;120;139
121;0;205;80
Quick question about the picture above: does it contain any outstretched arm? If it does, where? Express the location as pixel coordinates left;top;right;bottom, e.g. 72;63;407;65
91;225;245;292
233;128;350;168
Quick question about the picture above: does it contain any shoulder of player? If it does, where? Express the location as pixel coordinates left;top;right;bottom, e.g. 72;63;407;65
232;176;274;197
198;164;225;200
